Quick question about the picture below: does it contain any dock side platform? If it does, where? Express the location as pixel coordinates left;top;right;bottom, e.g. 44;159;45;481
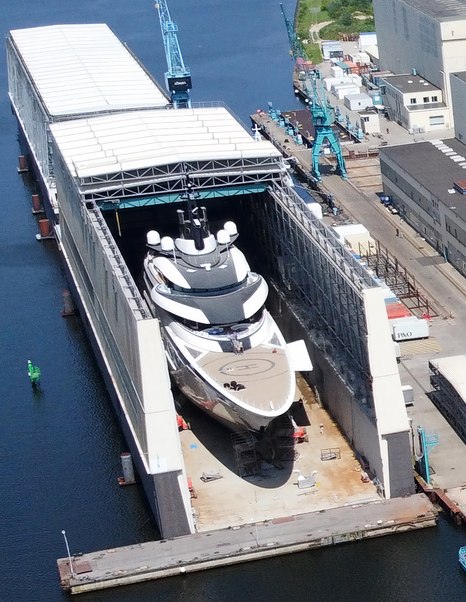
58;493;436;594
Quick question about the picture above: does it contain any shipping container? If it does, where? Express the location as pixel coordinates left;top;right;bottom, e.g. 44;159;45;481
324;76;353;91
391;317;429;341
344;93;373;111
333;84;360;100
331;65;344;78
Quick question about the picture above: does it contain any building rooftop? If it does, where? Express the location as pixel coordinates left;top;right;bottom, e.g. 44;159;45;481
383;74;439;94
401;0;466;21
380;138;466;222
430;356;466;403
8;24;168;118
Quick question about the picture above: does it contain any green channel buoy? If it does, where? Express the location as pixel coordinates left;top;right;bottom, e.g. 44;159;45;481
27;359;41;386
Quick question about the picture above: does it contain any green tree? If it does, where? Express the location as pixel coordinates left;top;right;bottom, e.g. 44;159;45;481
340;11;353;27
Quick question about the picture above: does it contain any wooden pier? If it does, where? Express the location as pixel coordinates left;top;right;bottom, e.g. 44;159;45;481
58;494;436;594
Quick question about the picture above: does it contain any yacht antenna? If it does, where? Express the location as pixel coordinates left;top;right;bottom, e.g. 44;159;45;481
180;175;208;250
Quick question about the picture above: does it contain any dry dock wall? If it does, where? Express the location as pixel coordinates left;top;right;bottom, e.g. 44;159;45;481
7;39;52;189
51;146;193;538
271;287;413;499
7;24;194;538
254;188;414;499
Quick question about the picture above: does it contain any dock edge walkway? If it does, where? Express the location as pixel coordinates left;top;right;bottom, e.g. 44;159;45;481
58;494;436;594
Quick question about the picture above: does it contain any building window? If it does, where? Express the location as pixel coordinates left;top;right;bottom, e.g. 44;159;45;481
429;115;444;126
410;98;417;104
423;97;429;103
362;116;369;122
431;96;438;102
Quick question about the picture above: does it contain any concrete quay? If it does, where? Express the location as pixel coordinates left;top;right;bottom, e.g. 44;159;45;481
58;494;436;595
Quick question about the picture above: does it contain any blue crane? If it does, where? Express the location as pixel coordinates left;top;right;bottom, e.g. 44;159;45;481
155;1;192;108
308;71;347;181
279;4;347;182
280;3;305;61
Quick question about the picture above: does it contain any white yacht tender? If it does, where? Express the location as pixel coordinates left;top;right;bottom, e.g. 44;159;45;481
142;189;311;432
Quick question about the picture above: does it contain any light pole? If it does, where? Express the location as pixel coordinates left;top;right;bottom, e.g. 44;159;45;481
61;529;76;578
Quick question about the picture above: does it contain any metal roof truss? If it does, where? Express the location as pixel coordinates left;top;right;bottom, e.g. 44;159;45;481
77;156;283;202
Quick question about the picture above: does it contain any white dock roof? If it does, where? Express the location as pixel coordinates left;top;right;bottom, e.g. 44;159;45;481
9;24;168;118
50;107;282;178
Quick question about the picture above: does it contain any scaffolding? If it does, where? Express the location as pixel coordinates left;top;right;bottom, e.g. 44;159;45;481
231;432;259;477
250;182;376;413
271;415;299;461
358;239;438;318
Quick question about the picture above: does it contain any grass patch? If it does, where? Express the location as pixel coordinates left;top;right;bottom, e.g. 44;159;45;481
296;0;330;40
301;43;323;65
319;17;375;40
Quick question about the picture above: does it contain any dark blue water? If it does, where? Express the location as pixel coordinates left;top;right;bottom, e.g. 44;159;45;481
1;1;466;601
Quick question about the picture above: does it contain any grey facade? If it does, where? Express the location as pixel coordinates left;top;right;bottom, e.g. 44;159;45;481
380;139;466;276
451;72;466;142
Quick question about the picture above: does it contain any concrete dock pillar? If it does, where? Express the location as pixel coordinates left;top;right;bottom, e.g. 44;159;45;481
17;155;28;173
61;290;75;317
36;219;54;240
31;194;43;214
119;452;136;486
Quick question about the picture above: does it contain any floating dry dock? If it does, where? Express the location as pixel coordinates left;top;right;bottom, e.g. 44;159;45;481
59;494;436;594
9;22;432;592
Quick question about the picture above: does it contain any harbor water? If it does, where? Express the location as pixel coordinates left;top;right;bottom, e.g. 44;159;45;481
1;1;466;600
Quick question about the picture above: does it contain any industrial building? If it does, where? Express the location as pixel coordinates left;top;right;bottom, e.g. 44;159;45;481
375;4;466;279
321;40;344;61
379;136;466;275
373;0;466;130
429;356;466;444
381;74;449;133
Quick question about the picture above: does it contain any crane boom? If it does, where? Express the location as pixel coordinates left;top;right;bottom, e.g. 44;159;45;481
279;4;347;181
280;3;305;61
155;1;192;108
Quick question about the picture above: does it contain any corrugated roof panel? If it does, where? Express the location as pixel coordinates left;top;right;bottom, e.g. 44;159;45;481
50;107;281;179
10;24;167;118
208;126;249;134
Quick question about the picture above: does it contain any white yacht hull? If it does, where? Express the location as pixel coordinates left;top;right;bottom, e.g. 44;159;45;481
142;213;301;433
163;330;291;432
